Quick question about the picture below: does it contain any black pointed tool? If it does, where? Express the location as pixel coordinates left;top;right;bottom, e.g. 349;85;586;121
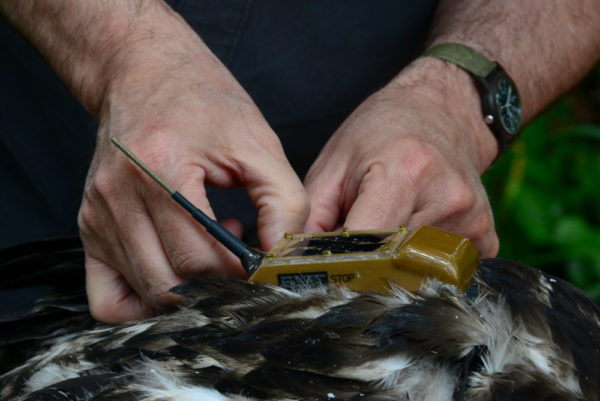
110;137;265;274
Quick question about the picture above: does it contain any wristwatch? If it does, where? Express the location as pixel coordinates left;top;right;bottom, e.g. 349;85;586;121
423;43;523;156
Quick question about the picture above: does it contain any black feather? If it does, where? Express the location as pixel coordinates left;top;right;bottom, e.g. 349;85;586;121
23;374;126;401
1;242;599;401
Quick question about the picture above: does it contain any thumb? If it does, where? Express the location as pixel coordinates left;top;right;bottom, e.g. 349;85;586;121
240;150;309;250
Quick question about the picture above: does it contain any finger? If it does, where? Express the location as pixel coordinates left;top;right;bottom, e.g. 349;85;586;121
240;149;310;250
407;177;499;258
79;187;164;321
144;178;246;280
116;196;187;302
81;181;186;318
343;163;416;230
219;217;244;239
85;254;155;323
472;221;499;258
303;162;345;233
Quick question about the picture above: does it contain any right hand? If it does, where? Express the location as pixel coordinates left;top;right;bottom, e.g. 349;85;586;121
303;58;500;258
78;9;309;323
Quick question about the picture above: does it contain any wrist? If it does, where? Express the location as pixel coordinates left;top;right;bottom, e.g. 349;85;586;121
387;57;498;172
94;2;213;116
99;6;245;125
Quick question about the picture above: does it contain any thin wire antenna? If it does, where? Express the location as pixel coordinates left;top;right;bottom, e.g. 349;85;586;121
109;136;264;274
110;137;175;195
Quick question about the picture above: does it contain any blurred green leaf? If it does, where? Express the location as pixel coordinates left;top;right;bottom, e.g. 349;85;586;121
483;64;600;301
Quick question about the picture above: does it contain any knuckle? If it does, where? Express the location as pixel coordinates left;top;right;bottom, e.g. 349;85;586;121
473;213;498;256
77;199;94;231
464;211;498;257
400;141;441;189
363;161;387;179
284;190;311;222
88;292;124;323
89;301;114;323
77;183;115;237
445;182;477;215
90;167;119;199
230;124;281;159
171;250;209;277
471;211;493;239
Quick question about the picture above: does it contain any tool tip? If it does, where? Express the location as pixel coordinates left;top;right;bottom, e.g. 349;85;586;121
110;136;175;195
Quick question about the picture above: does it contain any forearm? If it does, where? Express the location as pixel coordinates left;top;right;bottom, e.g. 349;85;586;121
0;0;221;117
428;0;600;122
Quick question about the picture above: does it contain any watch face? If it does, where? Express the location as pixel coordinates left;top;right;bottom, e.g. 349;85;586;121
495;76;522;135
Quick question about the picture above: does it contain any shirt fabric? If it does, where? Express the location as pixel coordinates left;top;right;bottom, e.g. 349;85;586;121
0;0;438;247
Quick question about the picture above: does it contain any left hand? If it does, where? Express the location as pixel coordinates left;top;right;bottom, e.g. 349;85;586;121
303;57;500;258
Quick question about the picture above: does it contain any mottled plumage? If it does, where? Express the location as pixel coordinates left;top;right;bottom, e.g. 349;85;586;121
1;241;599;401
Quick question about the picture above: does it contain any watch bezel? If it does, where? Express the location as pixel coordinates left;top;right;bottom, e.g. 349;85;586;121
475;65;522;154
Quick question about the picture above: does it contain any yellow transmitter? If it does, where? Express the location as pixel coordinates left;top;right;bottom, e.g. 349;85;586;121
111;137;479;296
248;226;479;294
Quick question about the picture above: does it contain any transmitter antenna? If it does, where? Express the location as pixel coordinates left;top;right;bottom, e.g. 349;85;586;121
110;137;264;274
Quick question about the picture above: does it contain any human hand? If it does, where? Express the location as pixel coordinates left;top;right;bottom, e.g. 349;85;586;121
304;57;499;257
78;10;308;322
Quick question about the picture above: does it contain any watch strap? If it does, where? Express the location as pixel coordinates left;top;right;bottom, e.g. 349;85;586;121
423;43;497;78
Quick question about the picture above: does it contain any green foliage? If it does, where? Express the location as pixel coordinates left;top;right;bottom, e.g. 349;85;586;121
483;68;600;300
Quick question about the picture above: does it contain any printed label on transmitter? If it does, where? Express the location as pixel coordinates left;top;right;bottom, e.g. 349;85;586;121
278;272;329;292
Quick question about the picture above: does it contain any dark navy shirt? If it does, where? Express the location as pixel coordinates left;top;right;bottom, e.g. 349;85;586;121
0;1;438;247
